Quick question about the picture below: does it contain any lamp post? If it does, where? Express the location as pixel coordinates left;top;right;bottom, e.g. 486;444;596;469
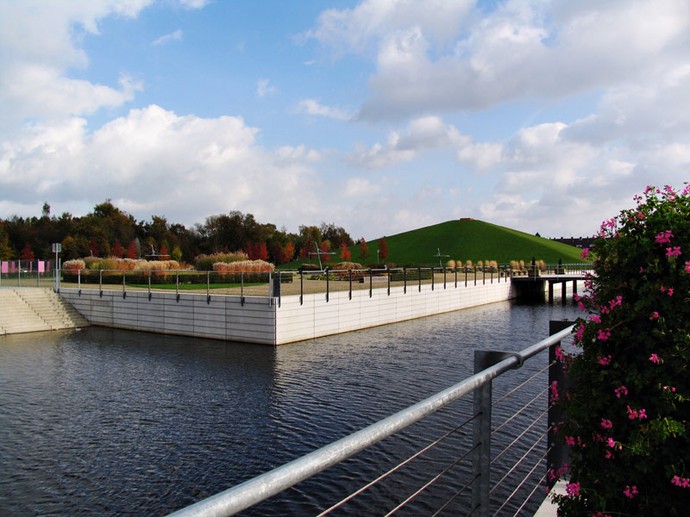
52;243;62;292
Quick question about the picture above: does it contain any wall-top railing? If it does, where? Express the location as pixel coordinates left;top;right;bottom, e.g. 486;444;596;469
43;263;593;304
167;322;574;517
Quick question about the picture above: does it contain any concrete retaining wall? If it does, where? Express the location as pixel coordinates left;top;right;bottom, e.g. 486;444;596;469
60;280;515;345
276;280;514;344
60;289;276;344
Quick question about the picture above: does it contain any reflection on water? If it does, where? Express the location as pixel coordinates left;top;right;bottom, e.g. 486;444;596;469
0;300;580;515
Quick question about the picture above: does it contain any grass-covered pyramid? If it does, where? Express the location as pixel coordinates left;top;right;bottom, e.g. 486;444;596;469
351;219;584;266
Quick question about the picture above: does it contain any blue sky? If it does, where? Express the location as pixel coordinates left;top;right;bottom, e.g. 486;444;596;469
1;0;689;241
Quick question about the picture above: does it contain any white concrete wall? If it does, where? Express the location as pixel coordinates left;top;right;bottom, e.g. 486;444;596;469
275;280;514;344
60;289;277;345
60;279;515;345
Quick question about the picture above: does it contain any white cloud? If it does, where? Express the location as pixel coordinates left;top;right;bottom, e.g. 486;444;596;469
347;115;501;171
344;177;379;197
296;99;350;120
0;1;154;136
307;0;690;121
0;105;326;230
152;29;183;46
256;79;277;98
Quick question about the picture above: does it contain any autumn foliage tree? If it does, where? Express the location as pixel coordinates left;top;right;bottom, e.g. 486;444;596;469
379;237;389;264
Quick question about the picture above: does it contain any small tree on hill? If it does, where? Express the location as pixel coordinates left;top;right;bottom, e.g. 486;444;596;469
340;242;351;262
358;237;369;261
379;237;389;264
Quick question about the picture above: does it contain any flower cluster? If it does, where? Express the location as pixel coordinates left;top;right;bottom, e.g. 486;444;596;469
553;185;690;515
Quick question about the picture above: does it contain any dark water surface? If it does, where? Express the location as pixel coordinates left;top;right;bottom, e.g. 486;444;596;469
0;300;580;516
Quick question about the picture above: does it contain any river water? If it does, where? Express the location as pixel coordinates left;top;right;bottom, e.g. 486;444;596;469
0;299;580;516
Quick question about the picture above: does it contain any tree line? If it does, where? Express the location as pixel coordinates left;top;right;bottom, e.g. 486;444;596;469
0;200;355;266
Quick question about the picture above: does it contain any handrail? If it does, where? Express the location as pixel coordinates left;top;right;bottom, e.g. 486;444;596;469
168;324;575;517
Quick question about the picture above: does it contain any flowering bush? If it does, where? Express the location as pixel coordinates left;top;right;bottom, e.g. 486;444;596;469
553;185;690;515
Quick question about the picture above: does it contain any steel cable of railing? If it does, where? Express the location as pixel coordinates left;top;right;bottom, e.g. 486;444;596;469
492;362;550;406
167;325;575;517
384;445;478;516
491;427;549;495
491;386;548;438
493;445;549;516
491;404;549;468
317;413;478;515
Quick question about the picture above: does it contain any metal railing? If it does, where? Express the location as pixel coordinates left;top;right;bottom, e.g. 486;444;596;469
168;323;574;517
55;264;591;301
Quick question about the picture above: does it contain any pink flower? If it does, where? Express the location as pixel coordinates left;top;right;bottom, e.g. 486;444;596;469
566;481;581;497
590;314;601;324
627;406;648;420
672;475;690;488
655;230;674;244
598;355;612;366
609;296;622;310
663;386;677;393
607;437;616;448
666;246;682;258
624;485;639;499
550;381;560;402
600;418;613;429
660;285;674;297
554;345;565;362
650;311;659;320
615;385;628;398
580;247;590;259
685;261;690;274
597;328;611;341
566;436;576;446
575;322;585;342
649;353;661;364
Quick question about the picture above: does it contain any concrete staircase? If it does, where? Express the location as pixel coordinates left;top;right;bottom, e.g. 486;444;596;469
0;288;89;336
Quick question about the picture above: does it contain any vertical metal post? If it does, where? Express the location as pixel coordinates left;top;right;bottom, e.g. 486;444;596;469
547;320;574;490
349;269;353;300
472;351;494;517
369;268;373;298
300;270;304;305
431;267;435;291
443;267;447;289
418;267;421;292
387;266;390;296
122;270;126;299
403;267;407;294
326;268;330;303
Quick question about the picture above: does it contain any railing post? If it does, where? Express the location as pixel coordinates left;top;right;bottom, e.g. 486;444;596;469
349;269;353;300
300;270;304;305
472;351;494;517
403;267;407;294
325;268;330;302
547;320;574;491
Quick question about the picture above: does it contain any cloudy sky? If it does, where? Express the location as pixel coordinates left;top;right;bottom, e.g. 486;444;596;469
1;0;689;240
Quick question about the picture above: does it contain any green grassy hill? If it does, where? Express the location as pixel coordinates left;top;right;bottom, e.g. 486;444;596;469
350;219;584;267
